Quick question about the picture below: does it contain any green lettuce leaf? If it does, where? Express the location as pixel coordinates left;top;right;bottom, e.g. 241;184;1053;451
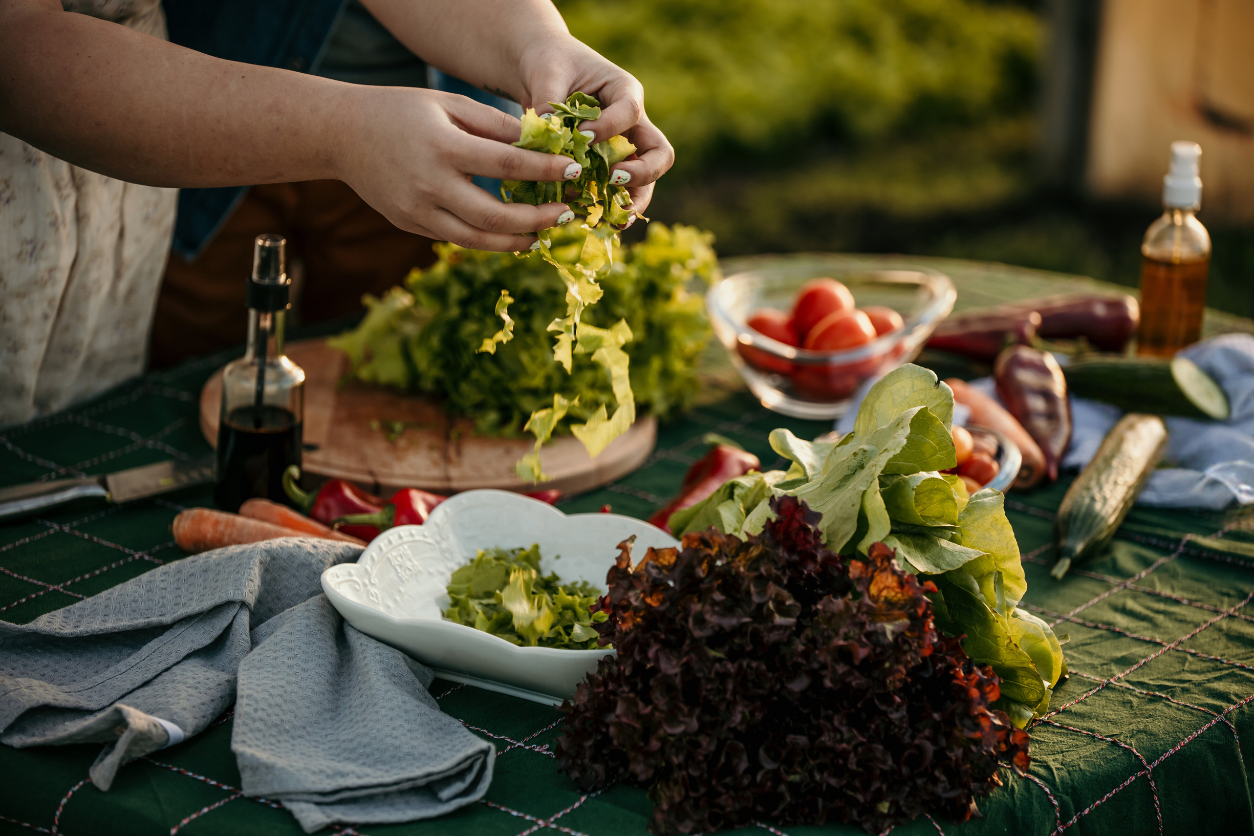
477;290;515;355
880;472;961;527
882;404;957;475
931;569;1047;710
669;470;783;539
853;365;955;438
781;406;921;549
570;320;635;458
444;544;606;649
955;488;1027;609
885;533;983;575
517;393;577;483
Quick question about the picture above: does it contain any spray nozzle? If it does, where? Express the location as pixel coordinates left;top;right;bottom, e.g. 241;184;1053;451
1163;141;1202;209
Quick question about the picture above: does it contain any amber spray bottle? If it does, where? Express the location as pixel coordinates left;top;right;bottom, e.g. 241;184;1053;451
1137;141;1211;357
214;235;306;511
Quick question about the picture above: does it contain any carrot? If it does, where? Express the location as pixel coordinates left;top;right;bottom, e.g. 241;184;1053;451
238;498;365;545
945;378;1046;491
172;508;360;554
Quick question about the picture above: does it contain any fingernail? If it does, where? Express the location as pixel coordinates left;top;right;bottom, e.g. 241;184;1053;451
609;170;631;186
579;129;595;140
529;241;542;251
556;209;575;225
563;163;582;180
623;214;636;229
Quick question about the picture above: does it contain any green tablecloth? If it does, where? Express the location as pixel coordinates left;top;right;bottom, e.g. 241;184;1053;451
5;259;1254;836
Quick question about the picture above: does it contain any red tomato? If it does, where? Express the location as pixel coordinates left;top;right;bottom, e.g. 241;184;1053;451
952;425;974;466
792;366;862;401
740;308;796;375
790;278;856;341
862;305;904;336
959;451;1000;486
803;309;877;352
959;475;984;494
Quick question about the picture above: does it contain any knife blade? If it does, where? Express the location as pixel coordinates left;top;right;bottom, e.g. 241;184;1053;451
0;456;216;523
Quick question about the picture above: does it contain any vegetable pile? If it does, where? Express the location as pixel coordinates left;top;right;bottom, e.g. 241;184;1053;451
743;276;905;400
556;497;1031;834
664;364;1067;727
444;544;607;648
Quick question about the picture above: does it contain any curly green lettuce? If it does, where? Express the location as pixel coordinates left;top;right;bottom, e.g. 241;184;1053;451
443;544;608;649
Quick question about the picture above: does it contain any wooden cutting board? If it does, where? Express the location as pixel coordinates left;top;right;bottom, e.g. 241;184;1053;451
199;339;656;496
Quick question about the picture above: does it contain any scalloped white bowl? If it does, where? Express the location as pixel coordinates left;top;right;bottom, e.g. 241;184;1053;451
321;489;679;705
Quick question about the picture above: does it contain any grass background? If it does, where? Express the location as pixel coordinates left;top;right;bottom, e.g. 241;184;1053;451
559;0;1254;318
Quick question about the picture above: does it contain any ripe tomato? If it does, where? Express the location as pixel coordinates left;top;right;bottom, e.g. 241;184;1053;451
803;309;877;352
739;308;796;375
792;366;861;401
790;278;855;341
862;305;904;336
959;475;984;495
958;451;1000;486
951;425;974;466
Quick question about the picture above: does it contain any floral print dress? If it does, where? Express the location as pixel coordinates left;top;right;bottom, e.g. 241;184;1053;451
0;0;178;427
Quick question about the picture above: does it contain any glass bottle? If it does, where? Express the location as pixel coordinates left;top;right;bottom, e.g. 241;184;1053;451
214;235;305;511
1137;141;1211;357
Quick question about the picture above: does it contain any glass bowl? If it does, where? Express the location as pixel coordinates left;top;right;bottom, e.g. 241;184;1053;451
706;256;957;418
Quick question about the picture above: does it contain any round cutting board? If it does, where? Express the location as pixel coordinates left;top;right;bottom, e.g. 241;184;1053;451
199;339;656;496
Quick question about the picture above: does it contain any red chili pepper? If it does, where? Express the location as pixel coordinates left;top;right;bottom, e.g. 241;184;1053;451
647;444;761;534
926;310;1041;363
333;487;447;537
283;466;385;541
994;345;1072;482
526;489;562;505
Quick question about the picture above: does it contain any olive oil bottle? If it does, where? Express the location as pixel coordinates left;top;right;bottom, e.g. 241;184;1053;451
214;235;306;511
1137;141;1211;357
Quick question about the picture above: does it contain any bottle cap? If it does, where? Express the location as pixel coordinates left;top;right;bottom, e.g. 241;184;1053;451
246;234;290;311
1163;141;1202;209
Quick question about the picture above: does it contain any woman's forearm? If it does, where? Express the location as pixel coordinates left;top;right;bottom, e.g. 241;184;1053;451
0;1;348;188
358;0;571;105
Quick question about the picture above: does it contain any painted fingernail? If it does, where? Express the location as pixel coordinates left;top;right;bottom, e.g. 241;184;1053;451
623;214;636;229
563;163;582;180
579;129;595;140
556;209;575;225
609;170;631;186
529;241;542;251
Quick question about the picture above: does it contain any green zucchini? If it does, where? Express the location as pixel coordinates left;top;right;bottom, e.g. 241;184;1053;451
1051;413;1168;580
1063;355;1229;420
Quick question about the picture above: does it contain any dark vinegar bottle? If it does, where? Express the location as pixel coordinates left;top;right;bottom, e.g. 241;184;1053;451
214;235;306;511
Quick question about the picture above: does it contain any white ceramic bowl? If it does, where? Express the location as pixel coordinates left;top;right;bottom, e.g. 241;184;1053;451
321;490;679;705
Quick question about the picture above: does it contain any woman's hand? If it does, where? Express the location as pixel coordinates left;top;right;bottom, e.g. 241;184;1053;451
333;86;579;252
517;36;675;218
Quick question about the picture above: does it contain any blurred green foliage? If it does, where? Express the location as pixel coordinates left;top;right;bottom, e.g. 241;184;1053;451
560;0;1041;173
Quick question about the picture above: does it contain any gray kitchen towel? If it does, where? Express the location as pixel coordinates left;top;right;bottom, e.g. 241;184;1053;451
0;537;495;832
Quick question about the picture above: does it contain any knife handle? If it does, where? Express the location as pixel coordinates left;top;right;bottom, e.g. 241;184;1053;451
0;478;109;523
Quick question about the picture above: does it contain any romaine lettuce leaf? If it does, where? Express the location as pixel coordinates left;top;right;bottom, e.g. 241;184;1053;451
853;365;955;438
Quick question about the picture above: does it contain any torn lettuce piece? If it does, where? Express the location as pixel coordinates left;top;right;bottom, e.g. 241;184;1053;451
476;290;515;355
444;544;607;649
570;319;635;459
517;394;577;483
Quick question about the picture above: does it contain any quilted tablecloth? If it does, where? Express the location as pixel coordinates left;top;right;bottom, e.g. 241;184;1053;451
4;258;1254;836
